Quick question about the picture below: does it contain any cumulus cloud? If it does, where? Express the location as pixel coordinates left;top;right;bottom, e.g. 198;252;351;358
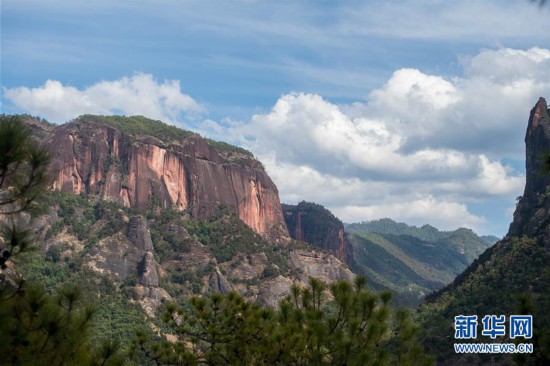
230;47;549;232
245;91;524;188
362;48;550;157
464;47;550;83
3;73;204;124
259;153;487;231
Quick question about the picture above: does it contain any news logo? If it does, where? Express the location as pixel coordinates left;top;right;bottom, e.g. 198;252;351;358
454;315;478;339
453;314;533;354
481;315;506;339
510;315;533;339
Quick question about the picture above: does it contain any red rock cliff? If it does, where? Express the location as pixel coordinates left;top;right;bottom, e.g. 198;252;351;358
508;97;550;243
282;201;355;265
47;117;289;241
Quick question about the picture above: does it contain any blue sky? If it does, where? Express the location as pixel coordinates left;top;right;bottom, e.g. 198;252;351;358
2;0;550;236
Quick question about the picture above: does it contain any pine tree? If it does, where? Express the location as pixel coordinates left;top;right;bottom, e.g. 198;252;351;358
135;276;434;365
0;116;50;272
0;116;123;366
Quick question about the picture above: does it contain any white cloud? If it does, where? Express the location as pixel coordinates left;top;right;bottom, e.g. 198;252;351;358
472;156;525;196
335;198;486;232
228;47;548;232
244;90;525;185
369;68;460;113
364;48;550;157
259;153;486;231
464;47;550;82
3;73;204;124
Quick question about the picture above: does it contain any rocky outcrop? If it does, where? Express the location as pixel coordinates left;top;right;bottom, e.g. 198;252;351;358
139;252;159;287
127;216;154;252
283;201;355;265
290;249;355;284
18;115;357;313
208;267;231;294
47;117;289;241
84;232;144;281
82;215;159;282
82;214;170;315
508;97;550;245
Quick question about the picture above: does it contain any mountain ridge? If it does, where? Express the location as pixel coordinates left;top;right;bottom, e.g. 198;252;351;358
346;218;493;306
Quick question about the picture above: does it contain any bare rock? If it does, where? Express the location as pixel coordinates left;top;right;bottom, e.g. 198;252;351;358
126;216;153;252
509;97;550;240
208;267;231;294
290;249;355;284
257;276;293;307
139;252;159;287
136;285;172;317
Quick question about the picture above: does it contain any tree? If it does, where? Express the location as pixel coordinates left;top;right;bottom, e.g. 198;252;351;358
513;271;550;366
135;276;434;365
0;116;50;271
0;116;123;365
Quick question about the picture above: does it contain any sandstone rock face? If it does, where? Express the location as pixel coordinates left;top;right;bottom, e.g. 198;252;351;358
508;97;550;244
47;118;289;241
257;276;294;307
283;201;355;265
83;215;160;283
84;232;143;281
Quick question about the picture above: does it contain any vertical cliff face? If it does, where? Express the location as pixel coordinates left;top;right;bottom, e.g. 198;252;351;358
282;201;355;265
508;97;550;243
47;117;289;241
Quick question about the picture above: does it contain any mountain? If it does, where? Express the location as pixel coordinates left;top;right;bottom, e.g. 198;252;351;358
347;219;496;263
6;115;354;339
47;114;289;241
345;219;494;306
419;97;550;365
280;201;493;307
282;201;355;265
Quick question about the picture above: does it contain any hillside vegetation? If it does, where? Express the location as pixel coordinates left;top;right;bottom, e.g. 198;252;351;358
346;219;495;307
75;114;254;157
419;236;550;365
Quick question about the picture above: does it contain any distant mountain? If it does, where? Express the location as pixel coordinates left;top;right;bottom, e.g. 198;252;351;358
347;219;498;262
481;235;500;246
419;98;550;365
347;218;441;240
346;219;494;306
